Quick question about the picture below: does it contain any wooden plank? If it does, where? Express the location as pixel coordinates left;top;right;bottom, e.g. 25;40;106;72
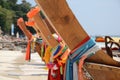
26;7;59;47
35;0;88;50
17;18;32;40
32;13;59;47
27;18;42;36
27;18;48;42
39;11;56;34
84;62;120;80
17;18;42;56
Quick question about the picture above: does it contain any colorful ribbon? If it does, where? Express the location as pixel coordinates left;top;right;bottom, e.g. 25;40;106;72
65;38;96;80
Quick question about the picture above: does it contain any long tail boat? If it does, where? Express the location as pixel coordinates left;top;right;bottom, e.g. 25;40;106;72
17;0;120;79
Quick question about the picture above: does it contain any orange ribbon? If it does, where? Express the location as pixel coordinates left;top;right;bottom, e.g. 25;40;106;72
78;55;87;80
27;7;40;18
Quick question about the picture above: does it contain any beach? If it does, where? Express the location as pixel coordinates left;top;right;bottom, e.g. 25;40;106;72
0;50;48;80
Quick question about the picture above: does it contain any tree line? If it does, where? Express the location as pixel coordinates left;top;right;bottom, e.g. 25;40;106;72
0;0;36;36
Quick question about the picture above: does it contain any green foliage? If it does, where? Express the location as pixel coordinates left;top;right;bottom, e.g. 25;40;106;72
0;7;6;31
0;6;14;33
0;0;35;35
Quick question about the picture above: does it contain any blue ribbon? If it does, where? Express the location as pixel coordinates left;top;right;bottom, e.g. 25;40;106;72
66;38;96;80
53;45;61;56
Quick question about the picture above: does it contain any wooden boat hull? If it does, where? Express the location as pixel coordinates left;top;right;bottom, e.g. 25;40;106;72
84;62;120;80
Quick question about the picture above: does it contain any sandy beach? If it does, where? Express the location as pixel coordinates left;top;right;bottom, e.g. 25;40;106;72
0;50;48;80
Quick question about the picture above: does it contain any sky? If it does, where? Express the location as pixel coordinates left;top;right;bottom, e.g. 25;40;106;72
18;0;120;36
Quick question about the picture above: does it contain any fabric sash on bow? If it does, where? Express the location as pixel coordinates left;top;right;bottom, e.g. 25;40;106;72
65;37;100;80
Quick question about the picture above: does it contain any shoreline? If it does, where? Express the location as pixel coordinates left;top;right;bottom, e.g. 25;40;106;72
0;50;48;80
